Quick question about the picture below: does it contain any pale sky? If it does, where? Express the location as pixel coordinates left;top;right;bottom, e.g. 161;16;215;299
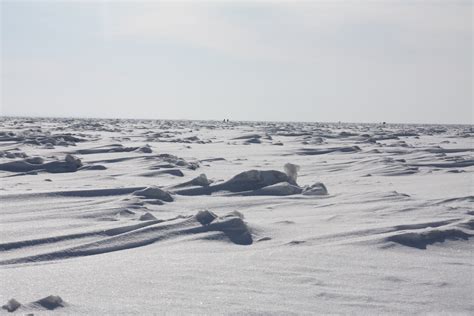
1;0;472;124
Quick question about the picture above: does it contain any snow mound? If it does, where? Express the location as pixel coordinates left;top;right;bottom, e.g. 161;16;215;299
231;133;262;140
386;229;472;249
195;210;218;225
136;144;152;153
118;209;136;217
2;299;21;312
174;168;329;198
140;169;184;177
133;186;173;202
241;182;303;196
25;156;44;164
33;295;65;310
173;169;290;195
170;173;211;188
65;154;82;168
139;212;157;221
302;182;329;196
224;169;290;192
0;155;83;173
190;173;211;186
284;163;300;185
208;214;253;245
297;146;361;155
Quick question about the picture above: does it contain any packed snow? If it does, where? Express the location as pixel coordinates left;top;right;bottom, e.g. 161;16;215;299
0;117;472;314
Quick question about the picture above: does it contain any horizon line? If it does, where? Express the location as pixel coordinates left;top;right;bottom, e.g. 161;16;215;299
0;114;472;126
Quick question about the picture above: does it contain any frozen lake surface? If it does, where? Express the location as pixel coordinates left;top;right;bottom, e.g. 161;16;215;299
0;117;472;314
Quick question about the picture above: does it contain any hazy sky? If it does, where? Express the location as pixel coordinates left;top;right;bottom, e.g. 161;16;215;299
1;0;472;123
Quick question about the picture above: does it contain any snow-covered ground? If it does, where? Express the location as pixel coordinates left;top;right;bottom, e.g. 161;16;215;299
0;117;472;314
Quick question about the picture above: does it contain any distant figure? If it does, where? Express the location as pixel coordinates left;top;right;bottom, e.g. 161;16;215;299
382;122;386;125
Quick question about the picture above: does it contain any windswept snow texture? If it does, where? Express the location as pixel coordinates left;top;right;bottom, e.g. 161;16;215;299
0;117;473;314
